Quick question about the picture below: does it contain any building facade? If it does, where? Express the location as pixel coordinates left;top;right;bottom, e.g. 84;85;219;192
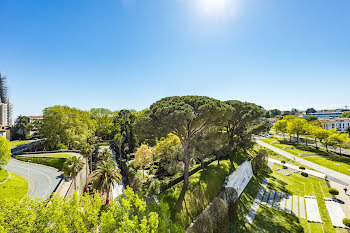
323;118;350;132
302;111;343;119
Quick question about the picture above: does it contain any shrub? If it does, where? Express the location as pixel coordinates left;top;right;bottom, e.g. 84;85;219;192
343;218;350;227
299;166;305;170
148;179;161;195
328;188;339;195
301;172;308;177
16;157;67;170
281;161;286;164
55;144;68;150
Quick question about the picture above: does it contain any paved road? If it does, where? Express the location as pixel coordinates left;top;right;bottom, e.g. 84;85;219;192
3;159;63;199
257;139;350;186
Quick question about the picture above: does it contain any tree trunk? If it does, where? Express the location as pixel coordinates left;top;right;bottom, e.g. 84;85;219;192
183;145;190;187
340;147;342;155
90;155;93;173
326;144;328;152
200;160;204;170
143;167;145;179
314;138;318;149
86;157;89;185
74;177;77;191
106;186;110;204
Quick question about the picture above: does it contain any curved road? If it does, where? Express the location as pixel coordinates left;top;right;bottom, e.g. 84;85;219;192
3;159;63;198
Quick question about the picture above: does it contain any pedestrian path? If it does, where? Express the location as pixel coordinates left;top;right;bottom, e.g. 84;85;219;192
299;196;306;219
261;189;270;206
324;198;348;228
245;178;269;224
292;195;299;216
267;190;275;208
286;194;292;214
273;191;281;210
305;196;322;223
279;192;286;211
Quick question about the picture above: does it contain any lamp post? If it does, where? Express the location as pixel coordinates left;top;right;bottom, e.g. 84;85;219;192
27;159;31;180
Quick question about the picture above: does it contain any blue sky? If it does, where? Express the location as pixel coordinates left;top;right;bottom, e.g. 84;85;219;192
0;0;349;117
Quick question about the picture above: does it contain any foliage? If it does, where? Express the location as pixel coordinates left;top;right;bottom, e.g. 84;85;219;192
224;100;268;163
112;109;137;157
147;179;161;195
286;117;308;142
39;106;95;150
16;156;67;170
304;116;318;122
0;188;179;233
155;134;183;176
300;172;308;177
343;218;350;227
272;120;288;138
264;109;281;118
306;108;317;114
89;108;114;140
340;111;350;118
328;188;339;195
159;159;233;229
149;96;227;187
12;115;31;140
0;138;11;166
80;143;93;183
299;166;305;170
251;149;267;175
62;156;84;190
135;144;154;178
93;160;122;202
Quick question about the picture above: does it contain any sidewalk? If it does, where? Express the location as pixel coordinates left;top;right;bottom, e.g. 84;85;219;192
257;139;350;185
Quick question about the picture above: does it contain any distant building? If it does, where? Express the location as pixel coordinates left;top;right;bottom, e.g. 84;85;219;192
302;111;343;119
323;118;350;132
0;125;11;140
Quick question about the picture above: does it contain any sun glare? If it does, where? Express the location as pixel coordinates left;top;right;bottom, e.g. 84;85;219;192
196;0;238;21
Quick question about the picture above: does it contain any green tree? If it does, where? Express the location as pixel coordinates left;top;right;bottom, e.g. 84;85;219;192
315;128;333;152
62;156;84;190
135;144;154;179
304;116;318;122
286;117;308;143
112;110;137;159
98;149;113;162
306;108;316;114
0;138;11;166
340;111;350;118
273;119;288;139
224;100;268;164
12;115;31;140
80;144;93;183
149;96;226;187
93;160;122;204
39;106;95;150
90;108;114;140
329;133;349;155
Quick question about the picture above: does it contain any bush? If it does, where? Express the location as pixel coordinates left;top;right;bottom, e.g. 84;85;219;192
148;179;161;195
328;188;339;195
16;157;67;170
343;218;350;227
301;172;308;177
299;166;305;170
55;144;68;150
281;161;286;164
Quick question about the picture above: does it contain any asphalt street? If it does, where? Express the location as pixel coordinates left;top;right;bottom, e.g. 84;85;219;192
3;158;63;199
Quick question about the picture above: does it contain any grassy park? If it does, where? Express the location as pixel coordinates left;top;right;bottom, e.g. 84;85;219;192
260;137;350;176
0;170;28;201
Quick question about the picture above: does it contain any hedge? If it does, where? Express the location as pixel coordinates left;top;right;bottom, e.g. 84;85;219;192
328;188;339;195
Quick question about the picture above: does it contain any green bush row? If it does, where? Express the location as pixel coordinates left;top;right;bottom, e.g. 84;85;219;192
16;157;67;170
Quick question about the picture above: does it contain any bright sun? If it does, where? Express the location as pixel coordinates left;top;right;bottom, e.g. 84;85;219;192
196;0;238;21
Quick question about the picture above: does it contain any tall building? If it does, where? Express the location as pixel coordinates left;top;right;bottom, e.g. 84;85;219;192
0;73;13;126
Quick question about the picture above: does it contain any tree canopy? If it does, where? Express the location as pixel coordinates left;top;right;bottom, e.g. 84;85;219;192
0;138;11;166
341;111;350;118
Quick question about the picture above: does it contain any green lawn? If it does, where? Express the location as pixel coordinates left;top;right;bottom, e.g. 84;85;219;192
260;138;350;176
0;168;8;183
0;171;28;201
159;159;234;230
9;140;31;148
16;156;72;170
19;154;73;158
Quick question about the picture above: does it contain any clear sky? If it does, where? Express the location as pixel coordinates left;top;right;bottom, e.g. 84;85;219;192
1;0;349;117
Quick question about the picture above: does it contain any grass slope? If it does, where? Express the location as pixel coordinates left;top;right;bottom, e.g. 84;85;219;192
16;156;71;170
19;154;73;158
0;171;28;201
159;159;233;229
9;140;31;148
0;168;8;183
260;138;350;176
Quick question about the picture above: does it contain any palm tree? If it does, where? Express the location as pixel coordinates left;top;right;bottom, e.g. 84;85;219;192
93;160;122;204
98;149;113;162
62;156;84;190
80;144;93;184
114;133;124;157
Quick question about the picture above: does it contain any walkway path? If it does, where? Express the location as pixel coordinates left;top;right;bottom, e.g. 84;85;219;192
245;178;269;224
257;140;350;185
